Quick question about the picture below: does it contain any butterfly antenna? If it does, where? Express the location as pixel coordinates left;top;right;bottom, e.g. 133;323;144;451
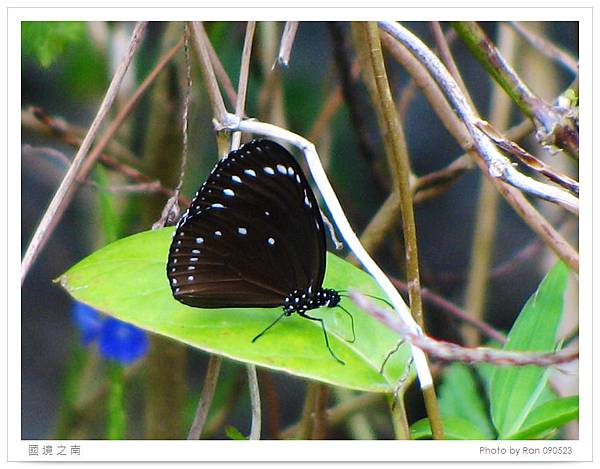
338;291;394;310
300;312;345;365
335;304;356;343
252;311;288;343
379;339;405;374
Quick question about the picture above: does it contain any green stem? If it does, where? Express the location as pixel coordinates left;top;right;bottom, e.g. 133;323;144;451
451;21;578;159
106;362;126;439
363;21;444;440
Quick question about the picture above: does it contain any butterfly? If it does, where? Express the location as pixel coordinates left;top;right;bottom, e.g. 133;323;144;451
166;139;354;364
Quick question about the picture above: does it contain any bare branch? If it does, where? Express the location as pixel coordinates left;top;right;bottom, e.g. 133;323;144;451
351;292;578;367
21;22;149;285
276;21;299;67
510;21;578;74
187;356;222;439
379;21;578;215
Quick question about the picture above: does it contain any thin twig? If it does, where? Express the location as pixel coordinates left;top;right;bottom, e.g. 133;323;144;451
509;22;578;75
280;392;383;439
246;364;262;440
379;24;578;273
23;111;190;204
462;24;514;347
351;292;579;367
391;278;507;345
152;27;193;229
310;384;330;439
187;355;222;439
379;21;578;214
328;22;379;166
21;22;148;285
451;21;579;159
277;21;299;67
188;22;228;124
205;29;238;108
364;22;443;440
231;21;256;151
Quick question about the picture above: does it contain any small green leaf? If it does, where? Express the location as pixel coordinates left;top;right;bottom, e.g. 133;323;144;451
58;228;413;392
490;262;569;439
225;425;247;440
439;363;495;439
410;416;489;440
507;396;578;440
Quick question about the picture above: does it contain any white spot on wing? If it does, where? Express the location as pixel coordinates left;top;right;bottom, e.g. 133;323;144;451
187;275;194;282
288;166;295;176
196;237;204;244
211;203;225;209
267;237;275;246
238;227;247;235
223;188;234;197
215;230;222;237
277;164;287;174
192;249;200;254
263;166;275;175
245;169;257;177
231;175;242;184
295;174;301;184
171;278;178;285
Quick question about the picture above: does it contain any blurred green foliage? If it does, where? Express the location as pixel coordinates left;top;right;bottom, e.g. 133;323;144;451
22;21;107;97
22;21;86;68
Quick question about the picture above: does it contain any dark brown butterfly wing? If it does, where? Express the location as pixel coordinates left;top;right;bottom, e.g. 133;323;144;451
166;139;326;308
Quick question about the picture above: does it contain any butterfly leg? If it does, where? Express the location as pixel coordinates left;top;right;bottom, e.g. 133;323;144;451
252;311;288;343
335;304;356;343
300;312;345;365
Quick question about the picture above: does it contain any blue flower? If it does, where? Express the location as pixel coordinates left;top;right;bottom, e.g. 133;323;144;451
71;302;148;365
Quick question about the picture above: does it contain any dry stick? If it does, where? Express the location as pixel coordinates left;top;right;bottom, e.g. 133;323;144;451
188;22;228;124
295;382;318;439
509;22;578;75
311;385;330;439
380;22;578;215
379;27;578;274
364;22;443;440
451;21;579;160
351;292;578;367
187;356;223;439
391;278;507;345
21;22;148;285
462;24;515;347
277;21;299;67
231;21;262;441
328;22;379;167
430;21;476;110
205;31;238;109
281;392;383;439
23;109;190;205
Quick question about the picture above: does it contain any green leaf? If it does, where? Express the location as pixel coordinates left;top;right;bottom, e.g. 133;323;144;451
411;416;489;440
21;21;86;68
490;262;569;439
439;363;495;438
58;228;412;392
507;396;579;440
225;425;247;440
